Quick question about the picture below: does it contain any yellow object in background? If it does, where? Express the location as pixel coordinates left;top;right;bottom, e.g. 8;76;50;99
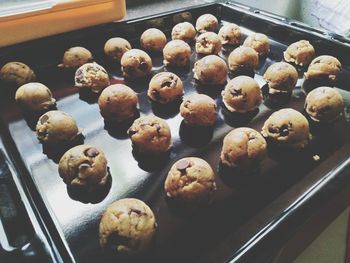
0;0;126;47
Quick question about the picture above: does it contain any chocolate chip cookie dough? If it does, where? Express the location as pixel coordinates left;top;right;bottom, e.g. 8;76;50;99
195;32;222;55
304;55;342;81
147;72;184;104
104;37;132;62
193;55;228;85
261;108;311;150
121;49;153;78
228;46;259;76
218;23;242;46
99;198;157;255
58;47;93;69
163;40;191;67
127;116;171;154
58;145;108;192
36;110;81;145
220;127;267;169
171;22;196;43
140;28;167;52
305;86;344;123
195;14;219;33
222;76;262;113
180;94;217;126
283;40;315;67
74;62;110;93
98;84;138;123
263;62;298;94
243;33;270;57
164;157;216;207
0;62;36;87
15;82;56;112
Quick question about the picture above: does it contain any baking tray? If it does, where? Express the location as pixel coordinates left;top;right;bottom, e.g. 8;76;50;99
1;2;350;263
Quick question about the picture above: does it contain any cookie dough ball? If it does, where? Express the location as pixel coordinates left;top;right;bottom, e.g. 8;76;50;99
243;33;270;57
304;55;342;81
104;37;131;62
222;76;262;113
164;157;216;206
58;145;108;192
220;127;267;169
261;108;310;150
171;22;196;43
15;82;56;112
283;40;315;66
218;23;242;45
195;32;222;55
263;62;298;93
58;47;93;69
127;116;171;154
193;55;228;85
140;28;167;52
163;40;191;67
228;46;259;74
0;62;36;87
147;72;184;104
121;49;153;78
74;62;110;93
305;86;344;123
180;94;217;126
99;198;157;255
36;110;81;145
98;84;138;123
195;14;219;33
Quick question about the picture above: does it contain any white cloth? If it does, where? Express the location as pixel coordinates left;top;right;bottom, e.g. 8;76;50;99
312;0;350;36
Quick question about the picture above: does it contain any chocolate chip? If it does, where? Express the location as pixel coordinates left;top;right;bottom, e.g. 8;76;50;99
85;148;99;157
161;81;173;88
128;128;137;136
129;208;142;215
75;69;84;82
176;159;190;171
230;88;242;97
155;124;161;134
40;114;49;124
279;124;290;137
268;124;279;134
139;61;148;71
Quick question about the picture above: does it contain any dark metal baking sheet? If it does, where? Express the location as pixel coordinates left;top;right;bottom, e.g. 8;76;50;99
1;3;350;263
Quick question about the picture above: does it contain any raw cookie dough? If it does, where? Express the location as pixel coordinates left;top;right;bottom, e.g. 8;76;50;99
140;28;167;52
36;110;81;145
261;108;311;150
222;76;262;113
243;33;270;57
74;62;110;93
305;86;344;122
99;198;157;255
220;127;267;169
193;55;228;85
164;157;217;206
98;84;138;122
147;72;184;104
15;82;56;111
180;94;217;126
58;47;93;69
0;62;36;87
195;32;222;55
283;40;315;66
127;116;171;154
171;22;196;43
104;37;132;62
121;49;153;78
163;40;191;67
195;14;219;33
263;62;298;93
228;46;259;75
304;55;342;81
58;145;108;192
218;23;242;45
